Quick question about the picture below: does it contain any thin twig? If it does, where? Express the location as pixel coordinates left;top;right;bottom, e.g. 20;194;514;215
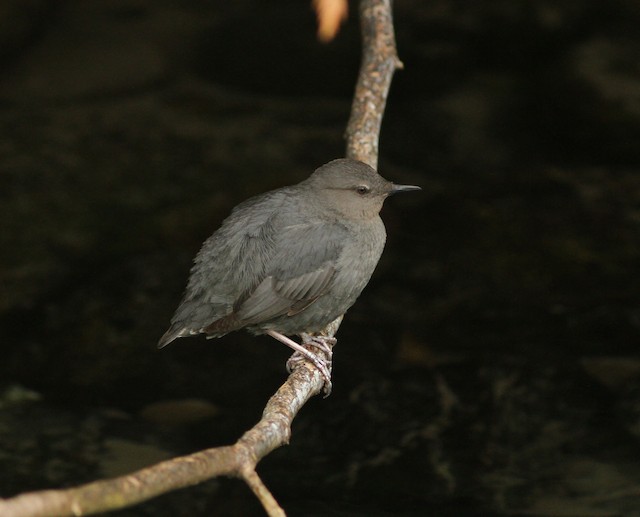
0;1;401;515
242;469;286;517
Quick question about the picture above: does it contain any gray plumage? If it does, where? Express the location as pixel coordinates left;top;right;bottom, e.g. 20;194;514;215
158;158;419;349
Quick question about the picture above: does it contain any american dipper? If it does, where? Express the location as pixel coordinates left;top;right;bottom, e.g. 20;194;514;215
159;158;420;392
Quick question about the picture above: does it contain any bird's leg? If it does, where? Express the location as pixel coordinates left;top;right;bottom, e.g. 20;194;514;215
265;330;332;395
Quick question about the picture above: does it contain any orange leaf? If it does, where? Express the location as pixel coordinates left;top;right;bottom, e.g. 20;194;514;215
312;0;349;42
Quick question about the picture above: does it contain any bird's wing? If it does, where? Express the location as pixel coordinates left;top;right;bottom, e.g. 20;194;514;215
234;220;347;325
160;190;290;346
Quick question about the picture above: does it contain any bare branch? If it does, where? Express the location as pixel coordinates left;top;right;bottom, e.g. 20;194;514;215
0;364;324;517
346;0;403;168
0;1;401;515
242;469;286;517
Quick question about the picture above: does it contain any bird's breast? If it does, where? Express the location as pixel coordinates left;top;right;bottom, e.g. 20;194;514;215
333;217;386;297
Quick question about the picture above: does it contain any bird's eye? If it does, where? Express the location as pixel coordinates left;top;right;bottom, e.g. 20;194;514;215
355;185;370;195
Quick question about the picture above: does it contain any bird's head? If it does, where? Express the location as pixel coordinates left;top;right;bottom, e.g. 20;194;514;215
305;158;420;220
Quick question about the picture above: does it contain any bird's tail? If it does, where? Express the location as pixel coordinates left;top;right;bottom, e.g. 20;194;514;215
157;325;193;349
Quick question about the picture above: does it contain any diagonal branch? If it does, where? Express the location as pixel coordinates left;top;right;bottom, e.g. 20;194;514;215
0;1;402;515
0;363;324;517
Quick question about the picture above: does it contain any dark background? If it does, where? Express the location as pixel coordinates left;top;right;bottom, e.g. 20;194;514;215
1;0;639;515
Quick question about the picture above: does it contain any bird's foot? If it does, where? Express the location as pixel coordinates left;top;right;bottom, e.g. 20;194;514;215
300;333;336;358
286;350;332;396
265;330;333;396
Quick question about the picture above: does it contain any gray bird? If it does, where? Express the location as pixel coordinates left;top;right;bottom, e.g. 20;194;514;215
158;158;420;391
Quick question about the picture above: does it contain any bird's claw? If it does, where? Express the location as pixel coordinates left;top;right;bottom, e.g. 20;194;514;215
286;348;333;397
266;329;335;396
300;333;336;357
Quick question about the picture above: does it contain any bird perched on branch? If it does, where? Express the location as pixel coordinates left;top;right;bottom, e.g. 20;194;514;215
159;158;420;393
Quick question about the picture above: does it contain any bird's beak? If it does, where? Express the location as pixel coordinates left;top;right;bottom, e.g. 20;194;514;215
389;183;421;195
